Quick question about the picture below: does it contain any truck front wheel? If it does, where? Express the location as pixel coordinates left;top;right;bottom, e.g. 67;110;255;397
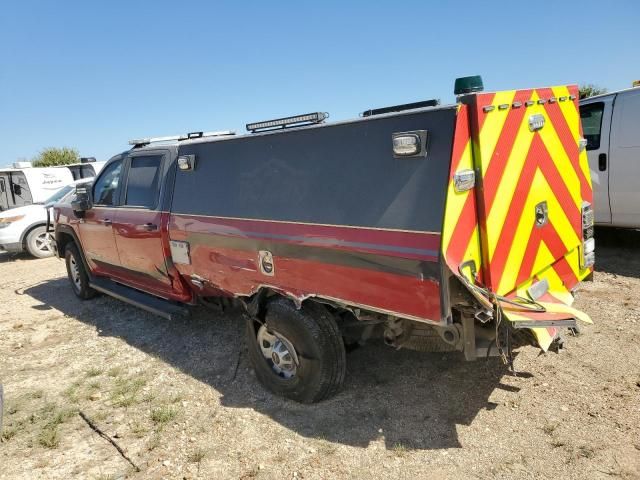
246;298;346;403
64;243;96;300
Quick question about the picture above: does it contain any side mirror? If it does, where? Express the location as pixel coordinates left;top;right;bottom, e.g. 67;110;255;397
71;185;92;217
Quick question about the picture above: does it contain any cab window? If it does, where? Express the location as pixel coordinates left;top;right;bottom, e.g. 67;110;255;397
580;102;604;150
93;160;122;206
124;156;162;209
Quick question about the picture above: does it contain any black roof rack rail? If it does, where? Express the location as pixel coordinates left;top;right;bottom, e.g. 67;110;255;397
361;99;440;117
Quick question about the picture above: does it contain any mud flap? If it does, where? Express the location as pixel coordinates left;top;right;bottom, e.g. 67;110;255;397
499;295;591;351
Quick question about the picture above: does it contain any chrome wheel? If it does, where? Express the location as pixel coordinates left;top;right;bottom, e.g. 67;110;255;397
34;232;53;254
69;254;82;291
257;325;298;379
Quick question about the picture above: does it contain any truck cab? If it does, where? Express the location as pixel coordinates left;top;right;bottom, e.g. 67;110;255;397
580;86;640;227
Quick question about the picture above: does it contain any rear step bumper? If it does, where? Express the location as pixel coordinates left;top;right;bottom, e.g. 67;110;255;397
90;278;190;321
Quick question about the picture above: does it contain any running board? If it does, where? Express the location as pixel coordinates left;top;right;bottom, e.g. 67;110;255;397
89;278;190;321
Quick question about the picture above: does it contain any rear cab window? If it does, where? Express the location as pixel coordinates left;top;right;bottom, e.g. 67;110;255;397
580;102;604;150
124;155;162;209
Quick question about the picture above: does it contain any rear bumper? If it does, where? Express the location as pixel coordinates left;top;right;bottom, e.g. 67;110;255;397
0;241;24;253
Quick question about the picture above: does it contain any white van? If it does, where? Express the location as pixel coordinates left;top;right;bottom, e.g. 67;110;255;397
0;165;72;211
580;86;640;227
0;160;104;211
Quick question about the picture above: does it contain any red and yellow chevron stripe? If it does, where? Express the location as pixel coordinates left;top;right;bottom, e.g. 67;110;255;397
442;85;593;351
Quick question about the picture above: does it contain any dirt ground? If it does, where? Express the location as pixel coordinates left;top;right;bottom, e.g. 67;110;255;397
1;228;639;480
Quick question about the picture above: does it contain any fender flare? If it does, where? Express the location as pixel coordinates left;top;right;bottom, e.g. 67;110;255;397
55;224;92;278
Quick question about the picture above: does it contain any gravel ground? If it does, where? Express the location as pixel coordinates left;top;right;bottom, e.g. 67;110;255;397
0;228;639;479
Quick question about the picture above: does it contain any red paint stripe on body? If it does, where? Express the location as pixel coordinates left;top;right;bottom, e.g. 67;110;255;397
170;214;442;261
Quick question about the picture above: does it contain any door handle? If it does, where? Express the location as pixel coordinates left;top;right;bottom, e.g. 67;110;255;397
140;223;158;231
101;219;112;226
598;153;607;171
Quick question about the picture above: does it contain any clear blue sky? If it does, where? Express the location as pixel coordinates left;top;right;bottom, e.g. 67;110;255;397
1;0;637;163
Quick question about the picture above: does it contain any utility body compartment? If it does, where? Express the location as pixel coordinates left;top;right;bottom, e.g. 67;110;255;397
169;106;457;324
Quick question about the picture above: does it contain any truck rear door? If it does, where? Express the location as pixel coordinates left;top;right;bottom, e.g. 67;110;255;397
111;151;189;301
467;86;592;298
443;86;594;350
581;96;614;224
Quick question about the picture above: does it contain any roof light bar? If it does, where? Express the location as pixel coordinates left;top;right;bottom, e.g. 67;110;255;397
128;130;235;147
246;112;329;133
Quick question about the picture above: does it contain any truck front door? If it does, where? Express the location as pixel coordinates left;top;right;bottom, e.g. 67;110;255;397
581;97;613;224
112;152;175;298
78;159;123;275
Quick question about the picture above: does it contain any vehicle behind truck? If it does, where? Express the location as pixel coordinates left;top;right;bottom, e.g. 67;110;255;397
580;86;640;228
52;76;594;403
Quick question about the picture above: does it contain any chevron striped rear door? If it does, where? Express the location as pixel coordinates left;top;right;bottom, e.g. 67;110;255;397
468;85;592;298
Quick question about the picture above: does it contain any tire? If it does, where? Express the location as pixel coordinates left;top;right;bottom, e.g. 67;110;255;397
246;298;346;403
25;226;55;258
64;243;96;300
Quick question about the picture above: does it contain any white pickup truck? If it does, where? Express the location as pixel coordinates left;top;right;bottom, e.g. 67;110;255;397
580;86;640;228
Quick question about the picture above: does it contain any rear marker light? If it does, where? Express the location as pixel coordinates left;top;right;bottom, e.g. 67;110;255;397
583;252;595;268
581;202;595;268
529;114;545;132
584;237;595;255
578;138;588;152
454;169;475;192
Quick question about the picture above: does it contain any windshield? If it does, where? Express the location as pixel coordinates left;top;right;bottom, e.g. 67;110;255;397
43;185;73;204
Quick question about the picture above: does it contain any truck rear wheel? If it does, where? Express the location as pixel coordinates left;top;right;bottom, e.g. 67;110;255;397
246;298;346;403
65;243;96;300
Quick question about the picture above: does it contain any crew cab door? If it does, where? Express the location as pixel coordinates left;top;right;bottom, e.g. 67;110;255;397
78;159;123;275
581;97;613;224
111;152;174;297
609;89;640;227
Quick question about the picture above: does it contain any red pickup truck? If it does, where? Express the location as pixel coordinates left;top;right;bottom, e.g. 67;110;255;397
53;76;594;403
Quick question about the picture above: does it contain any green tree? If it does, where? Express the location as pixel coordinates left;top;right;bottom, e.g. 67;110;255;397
579;84;607;100
32;147;80;167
